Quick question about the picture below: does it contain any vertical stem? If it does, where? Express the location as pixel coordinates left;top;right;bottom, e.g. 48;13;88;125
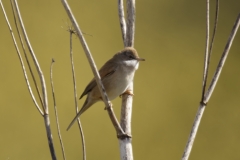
118;0;127;46
50;59;66;160
44;114;57;160
0;0;43;115
201;0;210;102
12;1;57;159
69;30;86;160
119;0;136;160
126;0;135;47
13;0;48;113
119;83;133;160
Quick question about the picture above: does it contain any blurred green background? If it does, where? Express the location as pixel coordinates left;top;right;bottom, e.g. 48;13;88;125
0;0;240;159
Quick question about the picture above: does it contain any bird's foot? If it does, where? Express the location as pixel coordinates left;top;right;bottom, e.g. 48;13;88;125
119;90;134;98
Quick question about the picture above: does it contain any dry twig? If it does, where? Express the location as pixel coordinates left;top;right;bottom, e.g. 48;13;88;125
0;1;43;116
10;0;56;159
68;27;86;160
50;59;66;160
182;6;240;160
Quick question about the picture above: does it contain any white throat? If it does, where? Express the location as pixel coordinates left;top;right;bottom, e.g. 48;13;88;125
123;60;139;70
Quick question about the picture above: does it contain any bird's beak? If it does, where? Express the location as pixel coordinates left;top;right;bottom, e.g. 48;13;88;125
136;57;145;61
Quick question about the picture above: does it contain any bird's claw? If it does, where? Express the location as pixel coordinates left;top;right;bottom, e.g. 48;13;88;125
119;90;134;98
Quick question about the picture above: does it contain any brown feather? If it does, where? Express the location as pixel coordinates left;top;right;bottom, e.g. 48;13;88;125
79;56;119;99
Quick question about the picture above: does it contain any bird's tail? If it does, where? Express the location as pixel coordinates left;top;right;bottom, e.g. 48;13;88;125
66;97;96;131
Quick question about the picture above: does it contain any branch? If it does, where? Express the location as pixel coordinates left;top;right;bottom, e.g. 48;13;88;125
118;0;127;46
61;0;126;137
201;0;210;101
126;0;135;47
10;0;44;110
0;1;43;116
12;1;57;159
118;0;136;160
201;0;219;101
69;28;86;160
50;59;66;160
182;12;240;160
205;13;240;102
13;0;48;113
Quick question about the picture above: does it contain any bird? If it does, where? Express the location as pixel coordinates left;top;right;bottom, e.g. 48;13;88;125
67;47;145;130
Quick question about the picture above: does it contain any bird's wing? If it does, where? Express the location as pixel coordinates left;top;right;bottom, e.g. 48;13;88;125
79;59;118;99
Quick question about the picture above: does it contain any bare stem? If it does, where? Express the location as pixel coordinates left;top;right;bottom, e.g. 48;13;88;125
126;0;135;47
208;0;219;63
182;103;206;160
50;59;66;160
69;29;86;160
204;13;240;102
118;0;127;46
201;0;210;101
0;1;43;115
12;1;57;159
118;0;136;160
10;0;44;110
201;0;219;101
43;114;57;160
182;13;240;160
13;0;48;113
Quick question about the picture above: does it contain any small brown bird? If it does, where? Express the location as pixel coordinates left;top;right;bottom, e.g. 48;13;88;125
67;47;145;130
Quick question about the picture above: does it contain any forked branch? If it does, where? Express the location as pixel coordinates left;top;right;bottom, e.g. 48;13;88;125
0;1;43;116
182;10;240;160
1;1;57;159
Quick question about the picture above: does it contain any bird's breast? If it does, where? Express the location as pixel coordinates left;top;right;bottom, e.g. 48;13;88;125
103;65;136;100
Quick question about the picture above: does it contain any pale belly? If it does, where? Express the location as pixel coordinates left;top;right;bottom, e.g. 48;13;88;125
89;61;139;101
103;68;135;100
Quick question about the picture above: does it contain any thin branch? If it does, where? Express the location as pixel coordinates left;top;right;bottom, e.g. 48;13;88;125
13;0;48;113
126;0;135;47
201;0;210;101
182;13;240;160
182;104;206;160
12;1;56;159
0;1;43;116
208;0;219;62
204;13;240;102
183;1;219;159
118;0;127;46
43;114;57;160
69;29;86;160
50;59;66;160
10;0;44;110
201;0;219;102
61;0;126;137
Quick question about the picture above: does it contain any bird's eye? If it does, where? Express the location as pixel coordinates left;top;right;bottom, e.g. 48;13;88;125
129;55;134;59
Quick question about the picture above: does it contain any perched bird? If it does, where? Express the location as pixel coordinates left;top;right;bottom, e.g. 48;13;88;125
67;47;145;130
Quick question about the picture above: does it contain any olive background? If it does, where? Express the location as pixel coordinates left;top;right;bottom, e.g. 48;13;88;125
0;0;240;160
